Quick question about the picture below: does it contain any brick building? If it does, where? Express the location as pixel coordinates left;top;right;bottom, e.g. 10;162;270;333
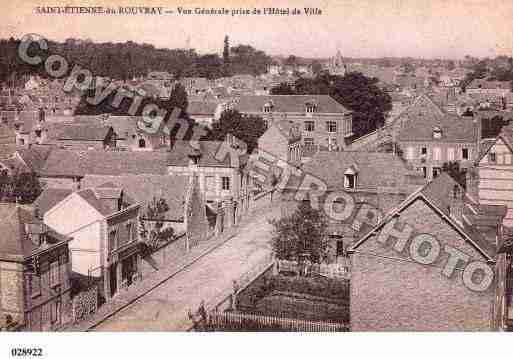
349;174;510;331
233;95;353;150
399;108;480;181
0;203;72;331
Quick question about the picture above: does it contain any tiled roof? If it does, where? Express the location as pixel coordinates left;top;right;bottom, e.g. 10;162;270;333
16;145;53;172
0;204;71;262
82;174;189;221
57;124;112;141
39;149;169;177
468;79;511;90
33;188;73;216
352;173;498;260
298;151;424;192
234;95;350;114
187;101;219;115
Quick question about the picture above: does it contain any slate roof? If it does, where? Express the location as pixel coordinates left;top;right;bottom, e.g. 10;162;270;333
398;114;479;143
168;140;248;168
234;95;350;114
82;174;190;221
297;151;424;192
39;149;169;177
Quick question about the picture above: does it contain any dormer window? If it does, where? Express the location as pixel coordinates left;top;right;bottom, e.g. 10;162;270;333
305;102;317;113
344;167;358;189
433;126;442;139
263;101;274;113
488;152;497;163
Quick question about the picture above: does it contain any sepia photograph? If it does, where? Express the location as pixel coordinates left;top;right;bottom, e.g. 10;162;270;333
1;0;513;357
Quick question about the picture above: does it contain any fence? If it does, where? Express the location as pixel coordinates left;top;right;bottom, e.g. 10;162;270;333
277;260;350;279
207;311;348;332
209;252;275;313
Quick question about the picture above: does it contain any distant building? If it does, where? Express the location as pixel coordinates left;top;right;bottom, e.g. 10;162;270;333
234;95;353;150
398;96;481;181
257;120;302;164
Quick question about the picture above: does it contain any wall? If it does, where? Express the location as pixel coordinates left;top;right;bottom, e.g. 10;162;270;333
0;261;25;324
478;138;513;226
350;197;495;331
139;234;187;276
44;194;104;276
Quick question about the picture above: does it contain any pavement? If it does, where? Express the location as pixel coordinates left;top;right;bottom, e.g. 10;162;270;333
83;203;281;331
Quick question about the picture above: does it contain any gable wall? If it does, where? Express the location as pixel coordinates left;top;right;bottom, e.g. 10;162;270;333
351;197;495;331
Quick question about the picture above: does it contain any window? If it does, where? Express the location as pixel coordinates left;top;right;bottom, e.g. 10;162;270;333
433;126;442;139
126;222;133;243
304;121;315;132
344;174;356;189
326;121;337;133
304;138;314;146
263;105;272;113
421;147;427;156
49;261;60;288
51;300;61;325
462;148;469;160
109;230;117;251
447;148;454;161
205;176;215;191
422;167;427;178
138;139;146;148
306;104;316;113
30;274;41;297
221;176;231;191
433;167;442;178
407;146;414;159
488;152;497;163
433;147;441;161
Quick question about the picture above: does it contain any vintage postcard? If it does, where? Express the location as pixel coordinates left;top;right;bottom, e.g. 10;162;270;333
1;0;513;355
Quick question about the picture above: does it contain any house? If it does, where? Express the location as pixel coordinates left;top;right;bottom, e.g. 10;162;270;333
53;124;117;150
37;149;169;189
477;123;513;227
285;151;425;263
103;115;169;151
0;203;72;331
43;183;141;302
233;95;353;150
187;101;224;127
257;120;302;164
349;173;510;331
466;79;512;97
167;139;250;211
398;104;480;181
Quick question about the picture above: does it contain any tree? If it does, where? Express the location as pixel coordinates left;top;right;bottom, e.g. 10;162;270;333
139;197;171;250
270;201;328;264
0;171;41;204
311;60;323;76
330;72;392;137
270;82;295;95
203;109;267;153
164;83;188;115
442;162;467;189
222;35;230;76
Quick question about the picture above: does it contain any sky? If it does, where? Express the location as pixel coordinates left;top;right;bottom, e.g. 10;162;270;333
2;0;513;59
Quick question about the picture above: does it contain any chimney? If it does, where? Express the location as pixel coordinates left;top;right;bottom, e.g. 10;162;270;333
448;184;464;226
